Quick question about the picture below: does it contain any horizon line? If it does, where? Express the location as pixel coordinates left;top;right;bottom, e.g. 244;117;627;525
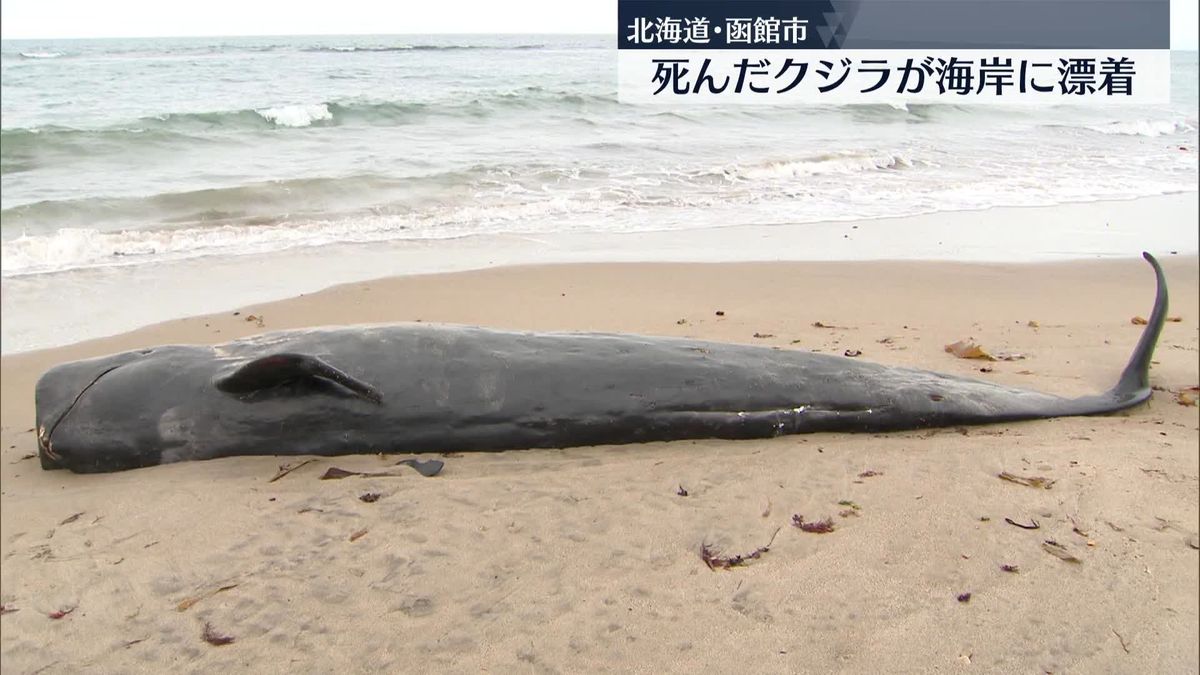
3;33;1198;51
2;30;616;41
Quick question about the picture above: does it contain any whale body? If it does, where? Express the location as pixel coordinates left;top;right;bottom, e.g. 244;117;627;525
35;253;1169;474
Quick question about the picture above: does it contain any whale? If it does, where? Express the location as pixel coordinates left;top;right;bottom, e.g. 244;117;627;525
35;253;1169;474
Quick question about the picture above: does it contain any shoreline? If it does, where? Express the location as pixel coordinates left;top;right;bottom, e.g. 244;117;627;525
2;253;1197;672
3;192;1198;354
6;252;1200;365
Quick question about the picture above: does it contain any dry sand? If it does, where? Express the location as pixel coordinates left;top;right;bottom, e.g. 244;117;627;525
1;255;1197;673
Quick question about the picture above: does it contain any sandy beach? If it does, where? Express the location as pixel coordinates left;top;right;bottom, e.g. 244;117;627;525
1;249;1197;673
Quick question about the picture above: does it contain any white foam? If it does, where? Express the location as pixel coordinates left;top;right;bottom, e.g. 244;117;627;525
727;152;914;180
19;51;65;59
0;198;623;277
1083;119;1195;137
326;45;413;52
2;220;385;276
256;103;333;128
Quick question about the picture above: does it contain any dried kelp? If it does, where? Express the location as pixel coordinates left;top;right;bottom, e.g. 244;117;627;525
177;584;238;612
700;528;781;570
202;622;235;646
792;515;836;534
1041;540;1082;564
998;472;1055;490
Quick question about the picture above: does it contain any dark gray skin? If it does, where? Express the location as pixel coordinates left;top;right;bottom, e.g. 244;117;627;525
37;253;1168;474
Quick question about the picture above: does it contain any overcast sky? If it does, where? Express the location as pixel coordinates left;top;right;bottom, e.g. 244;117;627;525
1;0;1197;49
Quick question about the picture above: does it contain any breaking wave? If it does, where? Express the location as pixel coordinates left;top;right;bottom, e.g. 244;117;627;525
719;152;917;180
1081;119;1197;137
0;174;417;231
18;51;65;59
1;91;619;170
0;197;623;276
0;149;932;276
255;103;334;128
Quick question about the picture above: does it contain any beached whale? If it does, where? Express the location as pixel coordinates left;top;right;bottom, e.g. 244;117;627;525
36;253;1168;474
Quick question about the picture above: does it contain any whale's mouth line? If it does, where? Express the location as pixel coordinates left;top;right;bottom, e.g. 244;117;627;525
42;364;125;461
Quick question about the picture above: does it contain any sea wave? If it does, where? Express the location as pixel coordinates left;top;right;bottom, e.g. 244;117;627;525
0;147;931;276
5;163;1196;277
1;221;399;276
0;160;684;236
0;149;972;246
0;125;212;174
256;103;334;128
18;51;65;59
0;197;623;276
0;174;418;231
1;91;618;165
7;177;1194;277
0;105;372;161
719;152;916;180
1081;119;1197;137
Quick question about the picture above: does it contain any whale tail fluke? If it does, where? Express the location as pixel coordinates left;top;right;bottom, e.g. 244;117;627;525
1111;252;1169;402
956;252;1168;423
1061;251;1169;416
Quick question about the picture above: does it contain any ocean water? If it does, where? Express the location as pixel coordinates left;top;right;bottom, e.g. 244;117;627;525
1;35;1197;279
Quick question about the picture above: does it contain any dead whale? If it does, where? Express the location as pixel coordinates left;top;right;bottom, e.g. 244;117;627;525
36;252;1168;473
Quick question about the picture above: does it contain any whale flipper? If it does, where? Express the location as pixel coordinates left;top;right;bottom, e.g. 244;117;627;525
216;353;383;404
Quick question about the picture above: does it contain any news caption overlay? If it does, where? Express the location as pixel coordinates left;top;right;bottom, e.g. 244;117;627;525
617;0;1171;104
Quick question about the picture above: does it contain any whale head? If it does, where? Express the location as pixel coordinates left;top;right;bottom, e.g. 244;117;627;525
34;346;199;472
